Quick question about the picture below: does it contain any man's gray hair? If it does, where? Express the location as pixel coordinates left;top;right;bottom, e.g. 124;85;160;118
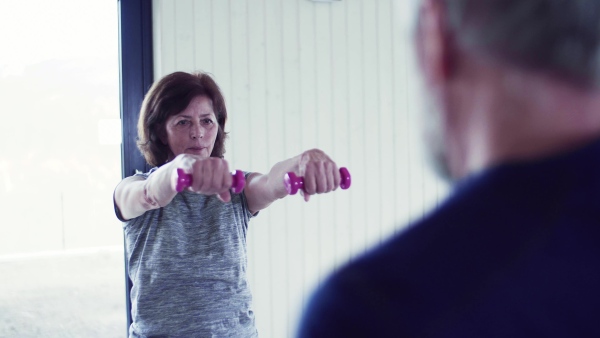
439;0;600;87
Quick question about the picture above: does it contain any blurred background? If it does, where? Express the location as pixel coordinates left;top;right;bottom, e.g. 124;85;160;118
0;0;448;337
0;0;124;337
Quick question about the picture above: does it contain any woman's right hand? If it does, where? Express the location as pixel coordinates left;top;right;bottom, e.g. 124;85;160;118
170;154;233;202
114;155;233;221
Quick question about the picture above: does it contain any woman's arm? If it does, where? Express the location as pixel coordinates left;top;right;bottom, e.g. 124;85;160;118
113;161;179;221
114;154;234;220
244;149;341;214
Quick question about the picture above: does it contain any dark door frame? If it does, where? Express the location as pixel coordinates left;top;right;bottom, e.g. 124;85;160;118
118;0;154;334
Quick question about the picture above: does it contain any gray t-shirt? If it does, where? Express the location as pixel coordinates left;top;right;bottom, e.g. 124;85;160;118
122;169;258;337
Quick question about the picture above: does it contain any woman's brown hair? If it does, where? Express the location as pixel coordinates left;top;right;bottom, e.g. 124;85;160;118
137;71;228;167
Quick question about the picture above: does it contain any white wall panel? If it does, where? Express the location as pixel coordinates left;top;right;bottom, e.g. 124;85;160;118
152;1;449;337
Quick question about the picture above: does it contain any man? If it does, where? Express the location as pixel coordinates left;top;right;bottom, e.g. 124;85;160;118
297;0;600;337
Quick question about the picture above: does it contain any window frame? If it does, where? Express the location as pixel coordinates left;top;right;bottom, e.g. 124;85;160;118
118;0;154;333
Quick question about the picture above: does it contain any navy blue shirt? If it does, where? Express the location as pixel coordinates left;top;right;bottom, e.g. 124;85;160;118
298;139;600;337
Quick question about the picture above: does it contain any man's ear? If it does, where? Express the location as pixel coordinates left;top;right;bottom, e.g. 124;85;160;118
416;0;453;85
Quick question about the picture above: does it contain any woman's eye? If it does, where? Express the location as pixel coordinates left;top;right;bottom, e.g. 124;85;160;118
177;120;189;126
202;119;214;125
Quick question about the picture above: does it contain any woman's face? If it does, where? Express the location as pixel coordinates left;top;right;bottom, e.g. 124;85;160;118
162;95;219;160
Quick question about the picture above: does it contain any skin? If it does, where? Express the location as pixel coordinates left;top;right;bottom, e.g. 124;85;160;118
114;95;341;220
161;95;219;161
416;0;600;182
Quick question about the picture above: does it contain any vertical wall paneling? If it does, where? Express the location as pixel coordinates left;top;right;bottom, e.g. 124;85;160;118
391;0;412;230
330;0;351;270
175;0;195;70
295;5;322;332
211;1;233;103
264;0;288;335
153;0;175;75
246;0;272;336
228;0;251;175
361;0;379;248
377;0;398;242
192;0;213;72
280;0;305;335
345;0;368;258
313;1;335;302
151;1;449;337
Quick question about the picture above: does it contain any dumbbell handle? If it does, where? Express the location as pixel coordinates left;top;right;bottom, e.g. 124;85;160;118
284;167;351;195
176;168;246;194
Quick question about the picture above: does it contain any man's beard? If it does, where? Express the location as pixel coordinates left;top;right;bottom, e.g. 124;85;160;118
421;97;454;183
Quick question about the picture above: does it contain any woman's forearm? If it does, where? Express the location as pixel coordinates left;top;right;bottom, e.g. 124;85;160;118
244;155;301;213
114;163;178;221
244;149;341;214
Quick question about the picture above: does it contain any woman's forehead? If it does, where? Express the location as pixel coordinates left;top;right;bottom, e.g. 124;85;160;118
173;96;216;117
187;95;214;110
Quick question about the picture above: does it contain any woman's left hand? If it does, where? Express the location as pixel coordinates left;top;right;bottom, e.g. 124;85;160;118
297;149;341;201
244;148;342;214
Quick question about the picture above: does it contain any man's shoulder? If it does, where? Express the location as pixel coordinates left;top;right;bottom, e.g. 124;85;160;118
297;180;529;337
298;217;462;337
298;228;440;337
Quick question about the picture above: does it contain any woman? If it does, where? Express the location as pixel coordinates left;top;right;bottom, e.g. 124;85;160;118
114;71;341;337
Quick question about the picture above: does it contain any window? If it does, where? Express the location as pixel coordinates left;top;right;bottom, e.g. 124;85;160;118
0;1;124;336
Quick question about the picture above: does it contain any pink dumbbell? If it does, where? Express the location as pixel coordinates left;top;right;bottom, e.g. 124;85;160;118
283;167;351;195
176;168;246;194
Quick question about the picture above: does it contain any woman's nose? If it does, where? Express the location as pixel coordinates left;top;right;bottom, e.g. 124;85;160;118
190;124;203;139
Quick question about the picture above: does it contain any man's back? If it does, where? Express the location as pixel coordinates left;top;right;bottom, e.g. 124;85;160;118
298;139;600;337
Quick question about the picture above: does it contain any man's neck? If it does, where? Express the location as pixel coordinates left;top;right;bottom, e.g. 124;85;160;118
449;61;600;178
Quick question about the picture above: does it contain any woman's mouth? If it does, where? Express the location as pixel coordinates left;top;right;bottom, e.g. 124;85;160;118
186;147;206;154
